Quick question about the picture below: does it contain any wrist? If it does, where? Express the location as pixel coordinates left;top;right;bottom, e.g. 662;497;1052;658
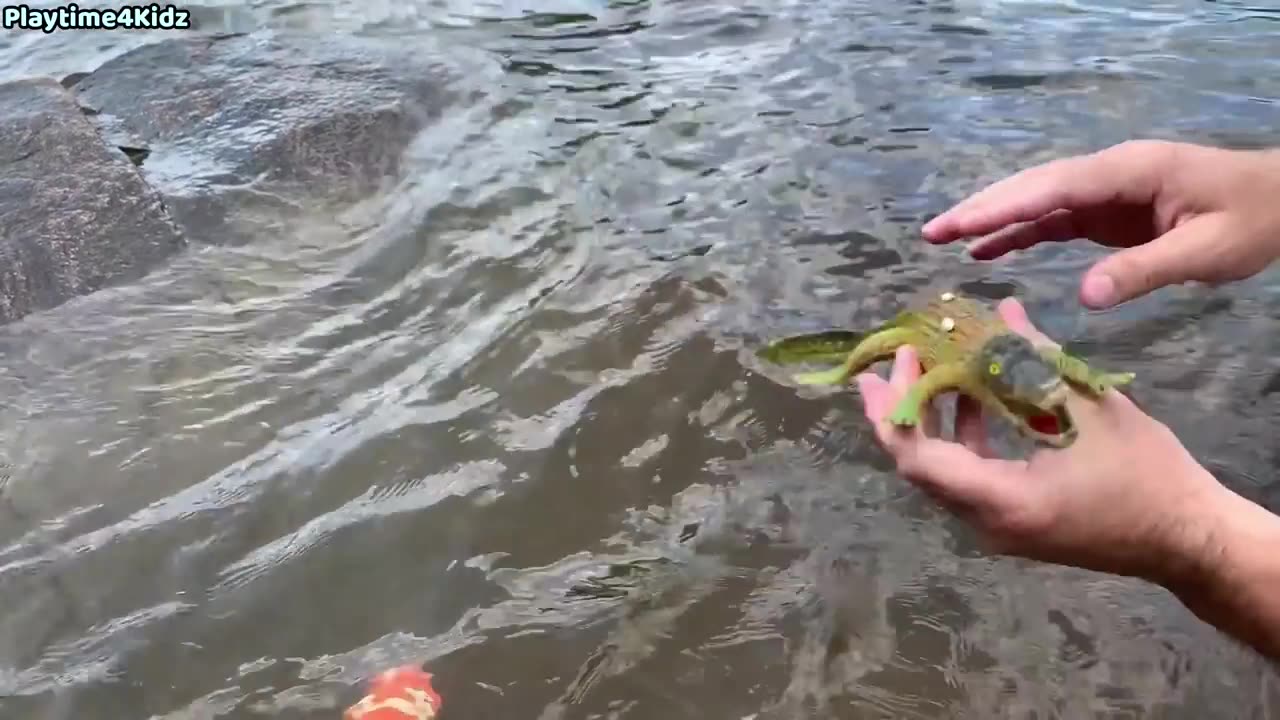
1194;487;1280;590
1155;476;1280;651
1141;475;1237;592
1159;479;1256;582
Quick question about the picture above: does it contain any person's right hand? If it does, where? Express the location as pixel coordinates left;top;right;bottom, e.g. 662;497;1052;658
922;140;1280;309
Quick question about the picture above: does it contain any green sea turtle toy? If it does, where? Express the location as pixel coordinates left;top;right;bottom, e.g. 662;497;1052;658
756;290;1135;447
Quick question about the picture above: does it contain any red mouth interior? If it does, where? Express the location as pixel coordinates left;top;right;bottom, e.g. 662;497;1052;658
1028;413;1061;435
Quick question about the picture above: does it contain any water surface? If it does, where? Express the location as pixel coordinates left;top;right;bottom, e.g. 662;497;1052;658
2;1;1280;718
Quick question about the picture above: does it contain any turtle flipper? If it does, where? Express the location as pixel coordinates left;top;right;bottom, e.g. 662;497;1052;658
1037;347;1135;396
755;330;864;365
886;362;970;427
793;365;856;386
779;326;923;387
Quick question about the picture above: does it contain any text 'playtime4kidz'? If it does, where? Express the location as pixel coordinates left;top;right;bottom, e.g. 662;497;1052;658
3;3;191;32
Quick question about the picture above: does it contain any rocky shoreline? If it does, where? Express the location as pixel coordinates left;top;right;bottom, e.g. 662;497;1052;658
0;29;461;325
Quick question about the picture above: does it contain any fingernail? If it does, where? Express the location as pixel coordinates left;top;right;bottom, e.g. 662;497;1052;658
922;216;945;237
1082;273;1116;307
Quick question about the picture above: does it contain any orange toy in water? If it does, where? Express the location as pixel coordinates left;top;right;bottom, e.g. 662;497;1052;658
344;665;442;720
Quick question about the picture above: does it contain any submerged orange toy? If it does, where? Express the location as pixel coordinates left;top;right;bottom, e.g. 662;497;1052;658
343;665;442;720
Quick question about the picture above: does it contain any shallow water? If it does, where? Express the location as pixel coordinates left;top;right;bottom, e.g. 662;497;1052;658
3;1;1280;718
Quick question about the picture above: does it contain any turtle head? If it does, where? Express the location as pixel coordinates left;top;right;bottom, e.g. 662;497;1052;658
974;333;1076;447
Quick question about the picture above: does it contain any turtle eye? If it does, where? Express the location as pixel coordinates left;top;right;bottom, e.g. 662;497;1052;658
988;361;1002;376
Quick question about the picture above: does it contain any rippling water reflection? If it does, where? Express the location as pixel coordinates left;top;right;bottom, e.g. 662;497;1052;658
3;1;1280;718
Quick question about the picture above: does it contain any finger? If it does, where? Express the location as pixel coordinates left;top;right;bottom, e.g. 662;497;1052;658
966;208;1081;260
855;372;894;422
922;155;1094;241
995;297;1057;349
954;394;993;457
1080;213;1232;309
889;345;921;396
922;142;1167;242
886;433;1029;514
920;482;981;519
887;346;941;439
923;398;941;438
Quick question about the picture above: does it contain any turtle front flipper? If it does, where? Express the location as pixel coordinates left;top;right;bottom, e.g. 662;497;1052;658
1037;347;1135;396
793;326;922;387
886;362;970;427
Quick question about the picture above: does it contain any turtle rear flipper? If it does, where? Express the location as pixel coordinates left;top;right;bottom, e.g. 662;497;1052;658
755;330;865;365
793;365;858;385
781;325;923;387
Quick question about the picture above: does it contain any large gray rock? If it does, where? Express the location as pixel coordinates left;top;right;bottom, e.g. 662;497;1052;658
0;77;187;324
71;31;463;245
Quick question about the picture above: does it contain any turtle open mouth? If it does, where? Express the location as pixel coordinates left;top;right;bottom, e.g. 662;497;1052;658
1001;390;1077;447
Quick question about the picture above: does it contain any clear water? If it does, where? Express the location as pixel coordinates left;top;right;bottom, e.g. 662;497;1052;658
2;1;1280;718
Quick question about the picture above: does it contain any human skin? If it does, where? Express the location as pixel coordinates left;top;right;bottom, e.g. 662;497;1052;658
856;299;1280;661
858;139;1280;660
921;140;1280;308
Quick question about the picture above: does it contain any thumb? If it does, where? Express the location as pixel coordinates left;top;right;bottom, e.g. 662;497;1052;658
1081;214;1230;309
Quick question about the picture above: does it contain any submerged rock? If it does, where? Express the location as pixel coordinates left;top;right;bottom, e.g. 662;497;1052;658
0;77;186;324
71;30;465;245
0;31;472;324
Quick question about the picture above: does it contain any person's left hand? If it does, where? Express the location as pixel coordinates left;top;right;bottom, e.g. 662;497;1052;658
856;345;997;514
851;297;1235;586
853;320;1001;513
